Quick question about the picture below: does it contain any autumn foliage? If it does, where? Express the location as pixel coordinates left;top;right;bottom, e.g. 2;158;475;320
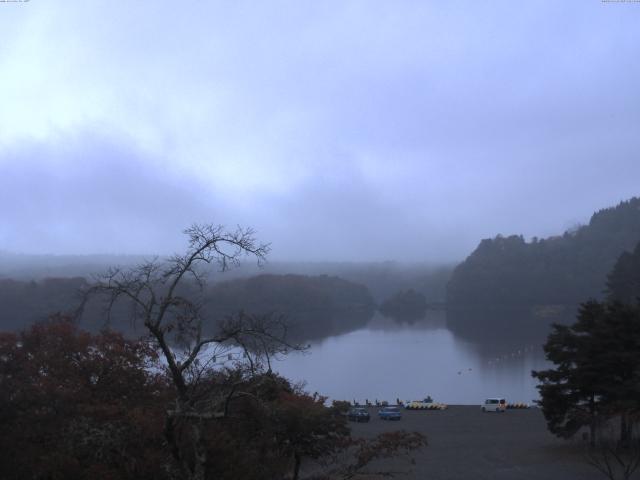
0;317;425;479
0;316;167;480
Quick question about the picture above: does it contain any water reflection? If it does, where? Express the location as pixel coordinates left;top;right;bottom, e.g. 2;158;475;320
276;311;553;405
369;309;447;330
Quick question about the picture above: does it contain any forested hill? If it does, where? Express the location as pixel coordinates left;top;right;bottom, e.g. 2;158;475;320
203;274;376;340
206;274;373;314
447;197;640;307
0;274;376;342
0;277;87;331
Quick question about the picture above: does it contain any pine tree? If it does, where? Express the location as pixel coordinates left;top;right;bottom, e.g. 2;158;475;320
606;242;640;304
533;301;640;445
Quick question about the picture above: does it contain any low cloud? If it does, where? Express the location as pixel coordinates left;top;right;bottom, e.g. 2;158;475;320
0;133;224;255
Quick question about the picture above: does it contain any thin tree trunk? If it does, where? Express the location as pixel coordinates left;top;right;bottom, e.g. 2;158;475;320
293;452;301;480
590;396;597;447
191;422;208;480
620;413;631;448
590;421;597;448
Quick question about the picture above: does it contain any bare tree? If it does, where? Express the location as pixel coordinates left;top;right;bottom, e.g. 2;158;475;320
584;415;640;480
80;224;303;480
308;430;427;480
585;441;640;480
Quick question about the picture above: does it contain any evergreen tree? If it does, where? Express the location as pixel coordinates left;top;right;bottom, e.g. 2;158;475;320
533;301;640;445
606;241;640;304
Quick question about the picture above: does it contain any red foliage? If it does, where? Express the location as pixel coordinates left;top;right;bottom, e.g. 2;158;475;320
0;316;168;480
0;318;427;480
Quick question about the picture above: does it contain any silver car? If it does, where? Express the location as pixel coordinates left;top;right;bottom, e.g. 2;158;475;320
481;398;506;412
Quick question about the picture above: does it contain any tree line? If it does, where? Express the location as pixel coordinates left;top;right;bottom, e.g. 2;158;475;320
0;273;376;342
447;197;640;308
0;270;445;341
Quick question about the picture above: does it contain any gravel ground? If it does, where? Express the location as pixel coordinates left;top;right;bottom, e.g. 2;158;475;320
345;406;615;480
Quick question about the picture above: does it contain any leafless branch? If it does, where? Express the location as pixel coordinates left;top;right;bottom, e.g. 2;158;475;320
77;224;300;480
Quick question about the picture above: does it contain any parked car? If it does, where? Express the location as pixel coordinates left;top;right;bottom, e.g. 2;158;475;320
481;398;506;412
347;407;370;422
378;406;402;420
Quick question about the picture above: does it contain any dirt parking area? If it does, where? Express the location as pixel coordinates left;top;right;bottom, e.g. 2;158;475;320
347;406;611;480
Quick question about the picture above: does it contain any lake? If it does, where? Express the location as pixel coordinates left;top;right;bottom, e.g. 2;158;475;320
275;311;550;405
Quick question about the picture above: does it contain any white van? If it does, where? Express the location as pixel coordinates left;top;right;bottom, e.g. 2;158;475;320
481;398;506;412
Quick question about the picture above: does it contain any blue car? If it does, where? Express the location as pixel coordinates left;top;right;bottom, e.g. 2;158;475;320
378;406;402;420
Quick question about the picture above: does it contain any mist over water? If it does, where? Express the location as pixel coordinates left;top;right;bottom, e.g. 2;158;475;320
276;312;548;405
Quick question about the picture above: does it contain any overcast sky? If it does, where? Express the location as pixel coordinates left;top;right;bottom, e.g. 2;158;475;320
1;1;639;262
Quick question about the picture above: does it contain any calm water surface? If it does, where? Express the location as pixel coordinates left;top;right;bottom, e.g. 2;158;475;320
275;312;548;405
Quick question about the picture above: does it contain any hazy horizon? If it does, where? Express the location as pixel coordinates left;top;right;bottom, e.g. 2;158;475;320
0;194;634;263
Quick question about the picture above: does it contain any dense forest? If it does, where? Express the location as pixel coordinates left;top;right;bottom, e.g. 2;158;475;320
203;274;376;341
447;197;640;308
0;274;377;342
0;277;87;331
